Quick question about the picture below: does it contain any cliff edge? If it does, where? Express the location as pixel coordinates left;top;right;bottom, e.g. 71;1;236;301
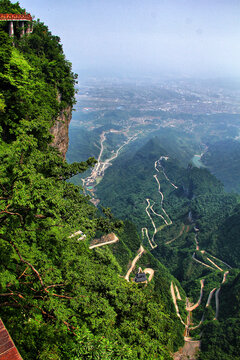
50;105;72;157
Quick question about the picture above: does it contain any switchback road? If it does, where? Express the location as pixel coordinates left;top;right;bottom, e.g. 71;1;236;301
125;245;145;282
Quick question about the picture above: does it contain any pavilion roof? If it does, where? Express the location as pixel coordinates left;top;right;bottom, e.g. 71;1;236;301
0;13;32;21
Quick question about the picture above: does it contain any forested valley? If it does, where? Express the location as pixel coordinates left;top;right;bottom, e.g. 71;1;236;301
96;131;240;359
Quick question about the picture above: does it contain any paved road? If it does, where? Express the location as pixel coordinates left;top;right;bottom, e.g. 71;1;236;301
206;257;223;271
83;128;139;193
170;282;186;326
222;271;229;284
143;268;155;282
153;174;172;225
166;224;185;245
186;279;205;312
142;199;158;249
125;245;145;282
194;234;200;251
192;252;215;270
142;159;174;249
214;288;221;320
206;288;217;307
158;156;178;189
175;285;182;300
205;252;232;269
89;234;119;249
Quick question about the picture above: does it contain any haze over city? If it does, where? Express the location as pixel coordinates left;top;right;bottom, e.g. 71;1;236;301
19;0;240;79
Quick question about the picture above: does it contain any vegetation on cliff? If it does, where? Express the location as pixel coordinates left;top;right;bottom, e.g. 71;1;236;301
0;1;184;359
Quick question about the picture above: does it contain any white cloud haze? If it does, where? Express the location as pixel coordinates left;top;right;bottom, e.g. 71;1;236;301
19;0;240;78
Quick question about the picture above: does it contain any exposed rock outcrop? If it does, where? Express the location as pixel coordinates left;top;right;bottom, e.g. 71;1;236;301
50;106;72;158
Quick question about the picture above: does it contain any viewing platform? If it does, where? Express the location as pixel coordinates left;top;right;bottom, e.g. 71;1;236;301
0;13;33;37
0;13;32;21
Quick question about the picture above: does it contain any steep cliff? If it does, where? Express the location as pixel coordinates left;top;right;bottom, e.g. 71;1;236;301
50;105;72;157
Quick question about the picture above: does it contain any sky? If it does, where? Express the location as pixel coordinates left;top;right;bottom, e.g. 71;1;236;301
18;0;240;79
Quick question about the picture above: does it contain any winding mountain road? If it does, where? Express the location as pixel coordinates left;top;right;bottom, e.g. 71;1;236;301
142;157;174;249
157;156;178;189
143;268;155;282
206;288;217;307
89;234;119;249
145;155;232;356
192;252;216;270
170;282;186;326
222;271;229;284
153;174;172;225
194;234;200;251
166;224;186;245
175;285;182;300
125;245;145;282
83;128;140;198
141;156;231;338
214;288;221;320
206;257;223;271
186;280;205;312
205;252;232;269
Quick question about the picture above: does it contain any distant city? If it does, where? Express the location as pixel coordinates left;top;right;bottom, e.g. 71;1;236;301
68;77;240;206
75;78;240;117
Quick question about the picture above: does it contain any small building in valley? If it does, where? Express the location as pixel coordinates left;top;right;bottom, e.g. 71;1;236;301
134;272;147;283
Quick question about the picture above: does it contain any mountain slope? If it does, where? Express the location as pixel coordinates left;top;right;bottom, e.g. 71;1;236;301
97;132;240;359
0;2;184;359
202;139;240;193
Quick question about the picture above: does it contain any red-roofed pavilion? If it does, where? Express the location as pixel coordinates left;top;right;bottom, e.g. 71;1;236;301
0;13;33;37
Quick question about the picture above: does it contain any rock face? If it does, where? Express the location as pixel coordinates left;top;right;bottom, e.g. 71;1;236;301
50;106;72;158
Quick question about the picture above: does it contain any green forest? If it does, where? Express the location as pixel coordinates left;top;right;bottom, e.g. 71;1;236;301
0;1;185;359
96;128;240;359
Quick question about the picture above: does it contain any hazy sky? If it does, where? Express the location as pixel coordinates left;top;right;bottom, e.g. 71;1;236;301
19;0;240;78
